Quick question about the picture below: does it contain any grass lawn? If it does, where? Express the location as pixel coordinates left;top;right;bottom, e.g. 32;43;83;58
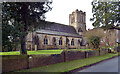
102;46;114;49
109;46;114;49
0;49;92;55
17;53;118;72
0;50;63;55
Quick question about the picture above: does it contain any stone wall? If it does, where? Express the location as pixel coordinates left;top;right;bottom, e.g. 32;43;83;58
29;53;64;68
65;51;85;61
2;49;108;72
87;50;99;58
99;49;108;56
2;55;28;72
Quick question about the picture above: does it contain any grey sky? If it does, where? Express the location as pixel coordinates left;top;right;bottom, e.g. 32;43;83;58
46;0;94;30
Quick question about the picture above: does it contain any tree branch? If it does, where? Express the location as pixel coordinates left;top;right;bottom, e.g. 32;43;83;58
110;26;120;30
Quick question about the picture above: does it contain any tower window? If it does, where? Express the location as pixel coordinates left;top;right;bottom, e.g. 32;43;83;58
44;36;48;45
71;15;75;24
78;27;83;32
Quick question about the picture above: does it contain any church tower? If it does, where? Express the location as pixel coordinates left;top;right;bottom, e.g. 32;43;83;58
69;9;86;35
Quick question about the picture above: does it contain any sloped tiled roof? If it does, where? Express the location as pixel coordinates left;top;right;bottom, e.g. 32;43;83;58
36;29;81;38
36;21;81;38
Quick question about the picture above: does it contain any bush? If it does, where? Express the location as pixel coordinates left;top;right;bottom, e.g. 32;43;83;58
89;36;100;49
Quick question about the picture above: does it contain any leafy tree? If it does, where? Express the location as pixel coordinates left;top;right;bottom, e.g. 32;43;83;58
90;36;100;49
90;1;120;47
84;28;104;39
90;1;120;30
84;28;103;49
2;2;52;54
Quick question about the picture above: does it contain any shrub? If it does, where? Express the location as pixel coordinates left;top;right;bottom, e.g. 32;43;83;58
89;36;100;49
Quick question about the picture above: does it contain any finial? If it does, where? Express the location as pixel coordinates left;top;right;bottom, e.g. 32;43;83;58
76;9;78;11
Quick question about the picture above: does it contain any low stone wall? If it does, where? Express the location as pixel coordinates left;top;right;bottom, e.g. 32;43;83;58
100;49;108;56
29;53;64;68
2;55;28;72
87;50;99;58
65;51;85;61
2;49;109;72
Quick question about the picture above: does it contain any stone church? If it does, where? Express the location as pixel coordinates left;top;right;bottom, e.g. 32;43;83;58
26;9;87;50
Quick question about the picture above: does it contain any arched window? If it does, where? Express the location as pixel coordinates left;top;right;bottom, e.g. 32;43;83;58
71;39;74;46
66;37;69;45
78;39;80;45
44;36;48;45
78;39;82;46
52;37;56;46
59;37;62;45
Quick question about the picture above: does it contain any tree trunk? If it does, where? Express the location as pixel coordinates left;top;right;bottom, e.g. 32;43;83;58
20;35;27;54
106;30;110;47
31;32;33;51
104;3;110;47
20;3;28;55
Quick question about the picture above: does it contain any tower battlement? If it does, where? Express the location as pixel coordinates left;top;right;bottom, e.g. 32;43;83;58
69;9;86;33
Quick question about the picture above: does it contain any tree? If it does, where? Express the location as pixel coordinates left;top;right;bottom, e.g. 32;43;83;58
90;1;120;47
84;28;104;49
90;36;100;49
90;1;120;30
84;28;104;39
2;2;52;54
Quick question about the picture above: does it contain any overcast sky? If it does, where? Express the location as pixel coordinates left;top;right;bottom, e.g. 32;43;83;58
45;0;94;30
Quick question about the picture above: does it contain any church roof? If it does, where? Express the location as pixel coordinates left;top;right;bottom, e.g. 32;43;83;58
36;21;81;38
36;29;81;38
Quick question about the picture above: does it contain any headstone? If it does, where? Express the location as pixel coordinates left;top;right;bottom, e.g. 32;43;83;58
35;45;37;51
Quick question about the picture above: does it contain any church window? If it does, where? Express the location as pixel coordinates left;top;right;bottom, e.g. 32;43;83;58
71;39;74;46
44;36;48;45
52;37;56;46
66;37;69;45
78;39;82;46
59;37;62;45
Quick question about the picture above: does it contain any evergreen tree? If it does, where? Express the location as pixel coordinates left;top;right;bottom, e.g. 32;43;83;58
90;1;120;30
90;1;120;47
2;2;52;54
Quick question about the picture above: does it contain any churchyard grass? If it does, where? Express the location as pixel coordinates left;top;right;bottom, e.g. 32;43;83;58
17;53;118;72
27;50;63;55
0;50;63;55
0;49;92;55
0;51;20;55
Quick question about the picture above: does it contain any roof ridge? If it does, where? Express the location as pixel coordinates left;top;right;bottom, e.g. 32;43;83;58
45;21;74;27
37;29;79;35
